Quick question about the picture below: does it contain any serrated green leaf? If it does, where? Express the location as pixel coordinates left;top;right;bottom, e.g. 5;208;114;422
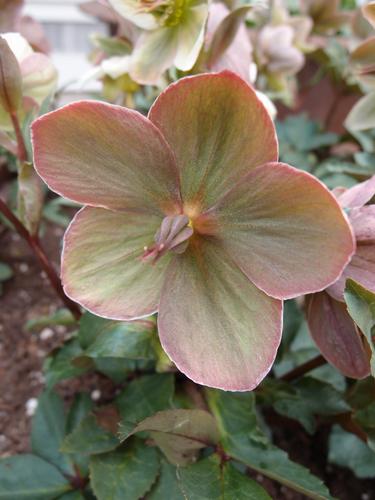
43;337;89;389
0;454;71;499
116;374;174;436
90;439;160;500
261;377;350;434
64;392;94;476
65;393;94;435
31;392;73;475
345;279;375;376
329;425;375;478
177;455;222;498
207;390;333;499
222;462;271;499
148;457;270;499
121;409;219;466
225;435;332;500
62;413;120;455
147;460;184;500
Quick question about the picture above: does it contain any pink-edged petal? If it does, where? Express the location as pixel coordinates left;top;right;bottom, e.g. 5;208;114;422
327;244;375;301
307;292;370;379
158;239;282;391
337;175;375;208
206;3;253;82
62;207;170;320
32;100;181;214
148;71;278;211
349;205;375;241
204;162;355;300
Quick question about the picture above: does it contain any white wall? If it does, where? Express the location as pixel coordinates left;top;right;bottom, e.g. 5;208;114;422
24;0;107;92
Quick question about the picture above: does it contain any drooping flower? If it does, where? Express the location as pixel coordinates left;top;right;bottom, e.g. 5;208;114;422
205;3;276;119
0;32;57;130
307;175;375;379
107;0;209;84
31;71;354;391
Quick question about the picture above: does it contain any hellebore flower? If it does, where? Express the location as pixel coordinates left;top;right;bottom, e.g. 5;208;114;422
0;32;57;131
107;0;209;84
32;71;354;391
307;175;375;379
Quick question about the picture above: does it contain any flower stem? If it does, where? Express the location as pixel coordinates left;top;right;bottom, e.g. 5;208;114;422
0;197;81;320
280;354;326;382
10;111;28;163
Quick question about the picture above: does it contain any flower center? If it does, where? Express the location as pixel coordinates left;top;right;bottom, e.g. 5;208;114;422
142;214;193;264
138;0;186;27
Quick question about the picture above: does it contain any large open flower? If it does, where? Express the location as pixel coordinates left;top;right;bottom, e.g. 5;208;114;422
307;176;375;379
31;71;354;391
108;0;208;84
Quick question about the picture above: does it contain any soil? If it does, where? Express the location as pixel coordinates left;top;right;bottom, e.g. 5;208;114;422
0;206;374;500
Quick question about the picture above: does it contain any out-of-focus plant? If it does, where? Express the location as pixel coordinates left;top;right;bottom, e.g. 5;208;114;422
253;0;313;101
307;175;375;379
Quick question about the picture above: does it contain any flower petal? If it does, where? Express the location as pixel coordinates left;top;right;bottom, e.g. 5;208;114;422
107;0;158;29
158;239;282;391
327;244;375;301
349;205;375;241
307;292;370;379
62;207;170;320
205;162;355;300
130;28;177;85
148;71;278;210
32;100;181;214
174;4;208;71
337;174;375;209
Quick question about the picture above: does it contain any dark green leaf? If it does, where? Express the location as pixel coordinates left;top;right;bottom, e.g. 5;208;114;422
207;390;333;499
65;393;94;435
261;377;350;434
328;425;375;478
0;454;71;499
121;409;219;466
31;391;73;475
85;319;156;360
62;413;120;455
43;337;89;389
177;456;221;498
90;439;160;500
147;460;184;500
116;374;174;436
222;462;271;499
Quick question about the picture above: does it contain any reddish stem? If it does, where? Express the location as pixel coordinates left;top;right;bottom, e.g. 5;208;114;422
0;197;81;320
280;355;326;382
